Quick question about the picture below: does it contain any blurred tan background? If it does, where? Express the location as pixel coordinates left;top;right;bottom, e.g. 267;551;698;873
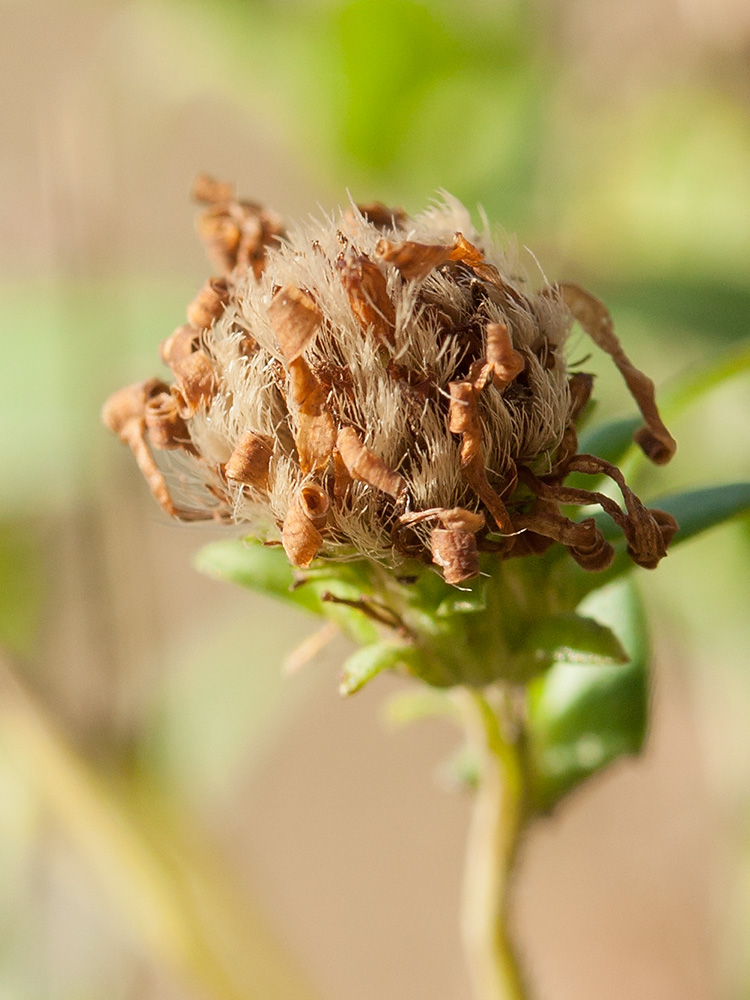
1;1;750;998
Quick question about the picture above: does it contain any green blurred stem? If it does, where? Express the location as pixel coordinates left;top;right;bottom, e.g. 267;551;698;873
459;689;530;1000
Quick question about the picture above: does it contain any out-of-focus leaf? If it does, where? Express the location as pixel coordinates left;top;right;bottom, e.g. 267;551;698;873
196;539;324;614
577;417;640;468
522;613;628;667
340;640;418;696
526;579;648;813
195;539;380;644
383;687;455;727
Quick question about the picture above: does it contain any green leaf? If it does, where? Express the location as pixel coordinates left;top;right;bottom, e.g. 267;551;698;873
195;539;380;645
340;641;418;696
526;579;648;813
577;416;640;468
522;613;628;667
195;539;326;615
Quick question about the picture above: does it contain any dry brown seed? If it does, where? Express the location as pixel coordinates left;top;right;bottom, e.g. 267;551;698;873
225;432;274;489
338;254;396;348
171;350;217;415
282;483;330;567
430;527;480;585
288;357;337;474
186;277;230;329
159;325;201;368
559;283;677;464
268;285;323;362
336;426;405;498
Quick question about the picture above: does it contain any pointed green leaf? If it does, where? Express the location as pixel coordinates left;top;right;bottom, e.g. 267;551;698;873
523;613;628;667
195;539;326;615
526;579;648;813
577;416;640;468
195;539;380;645
340;641;419;696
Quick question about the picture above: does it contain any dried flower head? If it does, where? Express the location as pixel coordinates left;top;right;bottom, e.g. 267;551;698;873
103;177;677;585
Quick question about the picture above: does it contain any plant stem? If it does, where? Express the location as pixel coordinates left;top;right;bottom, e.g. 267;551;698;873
459;689;530;1000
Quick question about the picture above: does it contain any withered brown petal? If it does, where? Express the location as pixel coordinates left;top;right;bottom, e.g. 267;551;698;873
171;350;217;415
225;432;274;489
282;483;330;567
559;283;677;464
288;357;336;475
430;527;480;585
268;285;323;362
144;391;192;452
338;254;396;348
186;277;230;330
485;322;525;389
348;202;407;229
159;325;201;368
399;506;485;534
448;381;513;533
336;426;405;498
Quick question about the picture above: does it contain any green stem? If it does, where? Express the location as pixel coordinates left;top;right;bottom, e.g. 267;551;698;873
459;689;531;1000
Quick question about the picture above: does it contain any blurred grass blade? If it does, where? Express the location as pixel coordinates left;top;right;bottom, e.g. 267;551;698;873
526;580;648;813
0;653;321;1000
663;339;750;417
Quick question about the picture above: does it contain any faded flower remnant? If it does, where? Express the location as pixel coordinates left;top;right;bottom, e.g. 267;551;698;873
103;177;677;586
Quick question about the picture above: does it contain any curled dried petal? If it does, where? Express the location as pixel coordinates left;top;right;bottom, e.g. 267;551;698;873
348;202;407;229
430;527;479;585
144;391;193;451
559;283;676;464
448;381;512;533
399;507;486;533
159;325;201;367
336;426;404;498
376;238;455;281
288;357;336;474
514;506;615;572
171;350;217;416
269;285;323;362
186;277;230;329
338;254;396;348
225;432;274;489
282;484;330;567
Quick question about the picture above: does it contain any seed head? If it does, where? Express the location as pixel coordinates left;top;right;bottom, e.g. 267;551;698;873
103;176;677;585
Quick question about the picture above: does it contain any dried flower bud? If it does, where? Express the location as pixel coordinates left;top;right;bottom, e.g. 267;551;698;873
104;181;676;581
